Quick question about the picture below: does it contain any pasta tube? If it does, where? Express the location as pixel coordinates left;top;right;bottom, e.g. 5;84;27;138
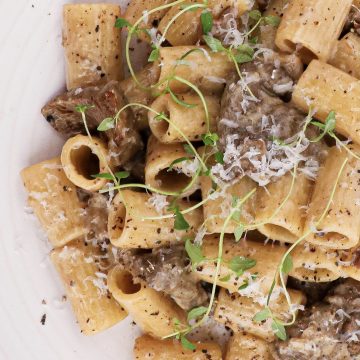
275;0;352;63
255;173;313;244
214;288;306;341
193;235;286;295
108;189;203;248
134;334;222;360
157;46;234;94
145;136;200;197
290;243;341;282
225;333;273;360
304;146;360;249
329;33;360;80
124;0;173;42
51;241;126;335
21;157;87;247
149;93;220;143
63;4;122;90
292;60;360;145
119;64;160;130
201;176;256;234
61;134;109;192
108;266;186;338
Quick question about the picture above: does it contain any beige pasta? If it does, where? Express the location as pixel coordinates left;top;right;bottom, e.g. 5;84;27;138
303;146;360;249
63;4;122;90
21;157;87;247
275;0;352;63
134;334;222;360
119;64;160;130
214;288;306;341
225;333;273;360
193;235;287;295
51;241;126;335
292;60;360;145
255;172;313;244
61;134;109;192
124;0;172;42
290;243;341;282
149;93;220;143
108;189;203;248
329;33;360;80
157;46;234;94
201;176;256;233
145;136;200;197
108;266;186;338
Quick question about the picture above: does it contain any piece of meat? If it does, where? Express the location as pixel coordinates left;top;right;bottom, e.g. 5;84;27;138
344;6;360;36
273;279;360;360
216;54;326;186
118;245;208;310
41;81;143;167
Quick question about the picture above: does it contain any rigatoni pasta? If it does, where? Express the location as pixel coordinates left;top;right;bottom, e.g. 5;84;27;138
275;0;352;63
108;266;186;338
63;4;122;90
292;60;360;145
108;189;203;248
149;93;220;143
21;157;87;247
51;241;126;335
303;146;360;249
61;134;109;192
145;136;200;197
134;334;222;360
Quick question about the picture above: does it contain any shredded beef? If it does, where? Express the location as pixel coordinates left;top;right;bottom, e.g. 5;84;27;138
41;81;143;168
118;245;208;310
217;54;326;185
273;279;360;360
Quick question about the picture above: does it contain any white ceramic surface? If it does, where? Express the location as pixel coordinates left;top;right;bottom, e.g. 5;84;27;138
0;1;142;359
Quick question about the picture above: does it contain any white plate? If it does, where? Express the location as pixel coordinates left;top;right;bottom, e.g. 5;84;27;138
0;1;143;359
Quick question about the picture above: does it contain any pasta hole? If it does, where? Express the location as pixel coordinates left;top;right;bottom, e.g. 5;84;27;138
109;202;126;240
116;271;141;294
155;168;192;193
315;232;348;243
151;110;170;138
70;146;100;180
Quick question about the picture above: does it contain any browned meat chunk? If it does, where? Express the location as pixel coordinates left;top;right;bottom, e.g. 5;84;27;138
216;55;326;186
118;245;208;310
273;279;360;360
42;81;143;168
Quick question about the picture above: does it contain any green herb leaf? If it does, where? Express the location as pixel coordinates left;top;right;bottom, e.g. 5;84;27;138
168;88;197;108
231;195;239;208
75;104;94;113
174;207;190;231
249;10;262;21
91;173;113;180
115;18;132;28
234;44;254;64
201;10;213;34
185;238;205;266
249;36;258;44
168;157;190;171
231;209;241;222
183;144;196;156
234;224;244;242
203;34;225;52
272;320;287;341
219;274;231;282
253;308;271;322
238;279;249;290
187;306;208;321
180;336;196;351
214;151;224;164
281;254;293;274
324;111;336;133
202;133;219;146
229;256;256;276
114;171;130;182
148;47;160;62
264;15;281;27
97;117;115;131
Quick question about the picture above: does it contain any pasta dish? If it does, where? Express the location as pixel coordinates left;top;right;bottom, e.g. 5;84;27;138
21;0;360;358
